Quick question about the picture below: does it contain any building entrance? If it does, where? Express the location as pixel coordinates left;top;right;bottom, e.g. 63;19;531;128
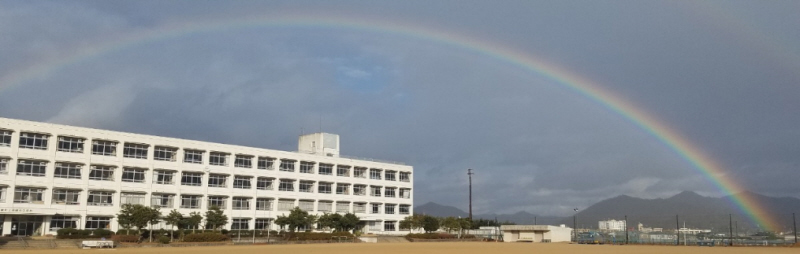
11;216;44;236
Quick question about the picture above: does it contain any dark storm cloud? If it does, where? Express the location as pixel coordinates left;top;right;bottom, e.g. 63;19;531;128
1;0;798;215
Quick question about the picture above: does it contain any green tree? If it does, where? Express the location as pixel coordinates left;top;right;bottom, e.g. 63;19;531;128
400;214;425;231
422;215;439;233
274;207;317;232
163;210;184;242
205;205;228;231
339;213;360;232
117;204;161;242
440;217;461;233
317;213;341;232
183;212;203;234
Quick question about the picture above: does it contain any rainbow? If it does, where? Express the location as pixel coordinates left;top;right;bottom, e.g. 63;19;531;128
0;13;780;231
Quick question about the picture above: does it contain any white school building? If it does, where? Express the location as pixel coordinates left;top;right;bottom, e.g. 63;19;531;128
0;117;413;236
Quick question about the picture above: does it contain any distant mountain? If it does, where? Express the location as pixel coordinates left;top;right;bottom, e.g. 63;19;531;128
417;191;800;232
415;202;469;218
559;191;800;232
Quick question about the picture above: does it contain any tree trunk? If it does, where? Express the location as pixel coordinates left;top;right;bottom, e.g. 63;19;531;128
149;223;153;242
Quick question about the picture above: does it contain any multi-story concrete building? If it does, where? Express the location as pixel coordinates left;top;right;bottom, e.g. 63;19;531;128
598;219;626;231
0;117;413;236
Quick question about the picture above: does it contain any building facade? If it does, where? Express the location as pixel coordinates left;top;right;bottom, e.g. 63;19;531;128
598;219;626;231
500;225;572;243
0;117;413;236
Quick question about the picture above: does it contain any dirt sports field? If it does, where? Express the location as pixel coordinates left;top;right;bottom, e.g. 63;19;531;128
10;242;799;254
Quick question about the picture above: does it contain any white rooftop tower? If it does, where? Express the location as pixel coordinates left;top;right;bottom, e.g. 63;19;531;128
298;133;340;157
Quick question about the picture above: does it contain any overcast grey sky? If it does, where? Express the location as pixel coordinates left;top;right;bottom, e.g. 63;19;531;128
1;0;798;216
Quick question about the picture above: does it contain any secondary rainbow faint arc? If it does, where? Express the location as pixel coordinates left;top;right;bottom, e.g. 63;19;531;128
0;14;779;231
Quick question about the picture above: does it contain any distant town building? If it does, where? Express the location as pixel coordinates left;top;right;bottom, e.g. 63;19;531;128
638;222;663;233
598;219;626;231
501;224;572;243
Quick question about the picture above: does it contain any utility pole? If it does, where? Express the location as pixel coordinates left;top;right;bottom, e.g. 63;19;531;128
625;215;628;245
793;213;797;244
676;215;679;246
468;169;474;221
729;214;733;246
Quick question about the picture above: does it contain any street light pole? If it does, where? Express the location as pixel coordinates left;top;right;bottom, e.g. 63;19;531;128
573;208;579;243
467;169;474;221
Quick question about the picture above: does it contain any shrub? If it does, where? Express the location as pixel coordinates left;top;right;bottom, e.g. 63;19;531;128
405;233;473;240
281;232;355;241
93;229;114;238
56;229;115;239
183;233;231;242
111;234;139;243
157;236;171;244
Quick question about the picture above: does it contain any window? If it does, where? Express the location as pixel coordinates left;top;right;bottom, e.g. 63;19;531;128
57;136;85;153
318;201;333;212
399;205;411;215
385;204;396;214
256;198;273;211
0;158;8;174
85;216;111;230
87;191;114;206
19;132;48;150
279;160;295;172
257;157;274;170
232;197;250;210
385;187;396;198
181;195;201;209
370;169;382;180
256;177;274;190
154;146;177;161
14;187;45;203
384;221;396;231
121;192;145;205
52;189;80;205
151;193;174;208
371;203;381;214
184;149;203;164
368;221;381;231
353;185;366;196
208;174;227;188
255;219;272;230
319;164;333;175
181;172;203;186
371;186;382;197
278;199;294;211
233;176;252;189
354;203;366;213
153;170;174;185
0;130;11;147
91;140;117;156
337;165;350;177
336;202;350;213
50;215;78;230
299;181;314;193
209;152;228;166
234;155;252;168
17;160;47;177
385;171;396;181
278;179;294;191
208;196;227;209
400;188;411;199
336;183;350;195
400;172;411;182
299;200;314;211
231;218;250;230
318;182;332;194
54;162;82;179
300;161;314;174
354;167;366;178
89;165;115;181
123;143;148;159
121;167;146;183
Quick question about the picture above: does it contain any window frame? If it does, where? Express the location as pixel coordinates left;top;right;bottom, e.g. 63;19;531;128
91;140;117;156
257;157;274;170
208;174;228;188
233;175;252;189
52;189;81;205
207;196;227;209
209;152;228;166
278;179;295;192
318;182;332;194
370;168;382;180
57;136;85;153
299;161;315;174
181;172;203;186
234;155;252;168
153;170;175;185
232;197;251;210
299;181;314;193
256;177;274;190
87;191;114;206
54;162;82;179
19;132;49;150
336;183;350;195
150;193;175;208
318;164;333;175
0;130;11;147
122;143;149;159
180;195;202;209
154;146;178;162
14;187;45;203
89;165;115;181
183;149;204;164
279;160;295;172
16;160;47;177
121;167;146;183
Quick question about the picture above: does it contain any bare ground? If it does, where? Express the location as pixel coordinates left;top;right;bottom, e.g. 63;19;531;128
12;242;799;254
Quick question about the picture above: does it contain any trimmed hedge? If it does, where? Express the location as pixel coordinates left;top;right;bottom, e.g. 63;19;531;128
111;234;139;243
56;228;116;239
281;232;354;241
183;233;231;242
405;233;476;240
